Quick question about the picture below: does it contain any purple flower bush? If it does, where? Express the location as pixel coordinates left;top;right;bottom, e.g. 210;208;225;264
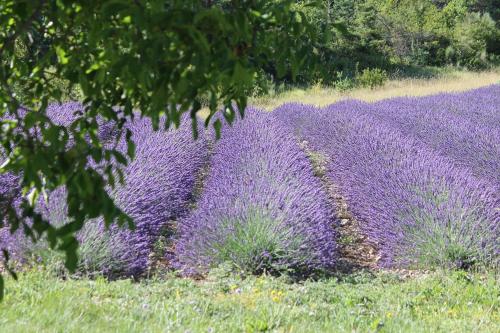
106;116;209;275
275;99;499;269
451;85;500;125
45;102;119;142
371;85;500;187
174;109;337;276
3;88;498;274
0;173;20;216
1;105;209;276
24;187;130;275
0;173;22;262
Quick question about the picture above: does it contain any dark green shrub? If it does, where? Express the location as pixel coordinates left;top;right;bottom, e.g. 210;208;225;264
448;12;499;68
357;68;388;89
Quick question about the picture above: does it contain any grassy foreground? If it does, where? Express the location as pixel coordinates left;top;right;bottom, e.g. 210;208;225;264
1;268;498;332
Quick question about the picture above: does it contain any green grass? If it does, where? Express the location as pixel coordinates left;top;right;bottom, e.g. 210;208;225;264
1;268;498;332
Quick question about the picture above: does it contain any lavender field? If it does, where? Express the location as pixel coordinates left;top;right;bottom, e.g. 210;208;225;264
1;85;499;332
2;85;499;276
276;89;499;270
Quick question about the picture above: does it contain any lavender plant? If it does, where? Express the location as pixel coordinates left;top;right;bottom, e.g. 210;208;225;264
275;99;499;269
109;116;209;276
371;85;500;187
19;188;132;276
174;109;337;276
1;105;209;276
0;173;22;264
45;102;119;142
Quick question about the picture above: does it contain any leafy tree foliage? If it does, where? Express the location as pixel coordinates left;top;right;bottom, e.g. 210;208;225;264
0;0;320;298
362;0;500;67
274;0;500;87
449;12;499;68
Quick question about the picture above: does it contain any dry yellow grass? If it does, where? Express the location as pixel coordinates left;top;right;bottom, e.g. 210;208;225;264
196;69;500;118
250;69;500;110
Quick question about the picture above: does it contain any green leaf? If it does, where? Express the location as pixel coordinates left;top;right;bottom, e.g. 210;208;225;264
232;62;253;86
213;119;222;140
0;158;11;170
85;63;101;75
55;46;69;65
112;151;128;165
62;236;79;272
0;275;3;301
121;15;132;24
27;188;39;206
23;112;46;129
127;140;135;160
236;97;247;119
190;102;201;140
223;105;236;124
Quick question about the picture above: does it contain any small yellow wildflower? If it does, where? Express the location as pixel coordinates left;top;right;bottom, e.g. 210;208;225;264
270;290;284;302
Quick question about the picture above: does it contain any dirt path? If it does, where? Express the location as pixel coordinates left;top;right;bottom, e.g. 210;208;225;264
301;141;380;272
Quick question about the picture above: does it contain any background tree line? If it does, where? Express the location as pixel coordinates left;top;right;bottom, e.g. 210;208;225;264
270;0;500;88
20;1;500;96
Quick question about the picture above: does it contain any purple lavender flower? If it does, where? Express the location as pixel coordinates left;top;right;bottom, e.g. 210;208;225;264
46;102;119;142
0;173;22;262
370;85;500;187
1;108;209;276
107;116;209;275
174;109;338;275
275;95;499;269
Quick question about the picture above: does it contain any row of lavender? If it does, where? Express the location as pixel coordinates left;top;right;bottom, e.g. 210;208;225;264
1;104;338;276
371;86;500;187
174;110;337;275
275;85;499;269
1;103;210;276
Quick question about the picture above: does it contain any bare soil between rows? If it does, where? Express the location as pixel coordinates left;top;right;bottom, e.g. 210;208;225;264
300;141;380;272
302;140;435;279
